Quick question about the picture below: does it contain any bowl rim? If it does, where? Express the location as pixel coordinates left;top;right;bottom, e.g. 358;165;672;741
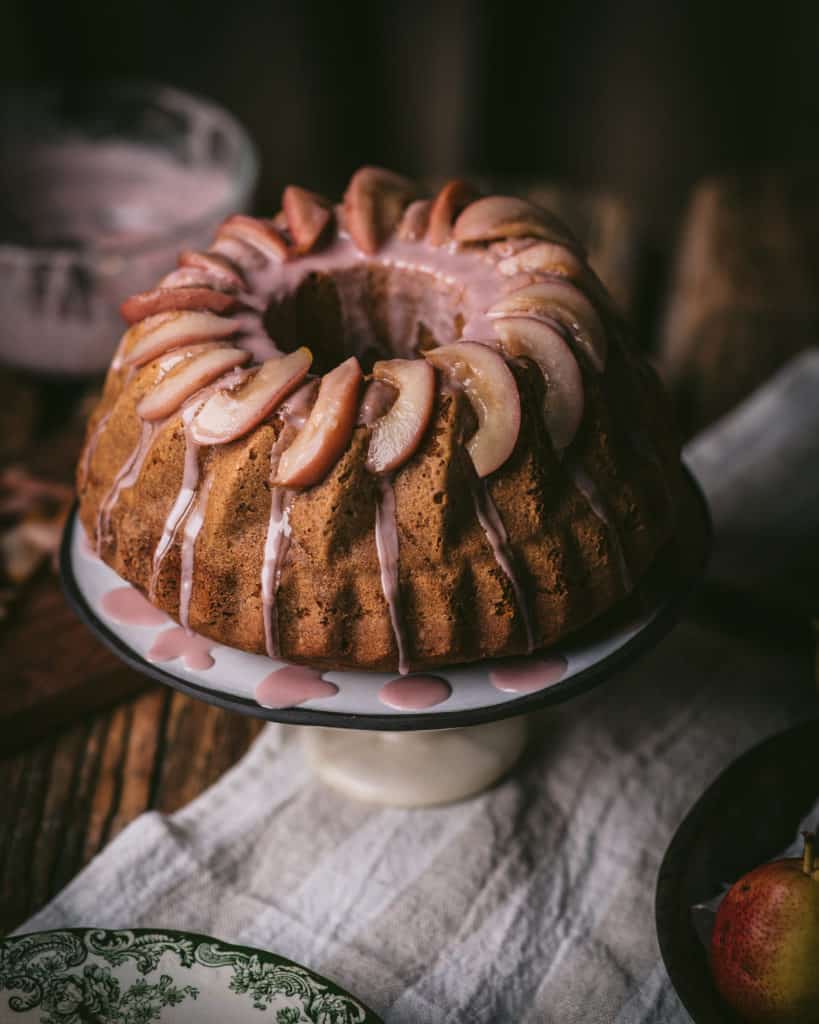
0;79;259;262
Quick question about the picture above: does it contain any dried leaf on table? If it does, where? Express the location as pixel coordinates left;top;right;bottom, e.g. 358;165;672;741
0;466;73;617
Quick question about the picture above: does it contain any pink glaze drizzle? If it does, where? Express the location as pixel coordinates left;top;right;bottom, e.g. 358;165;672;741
147;625;215;670
255;665;338;708
489;653;568;692
374;476;410;674
261;437;293;659
95;419;157;554
101;586;168;627
471;478;535;652
379;674;451;710
569;462;632;592
79;367;138;486
147;366;247;601
259;384;318;658
178;474;213;629
149;404;202;600
261;495;291;657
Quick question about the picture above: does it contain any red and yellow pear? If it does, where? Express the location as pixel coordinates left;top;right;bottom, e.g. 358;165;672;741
710;831;819;1023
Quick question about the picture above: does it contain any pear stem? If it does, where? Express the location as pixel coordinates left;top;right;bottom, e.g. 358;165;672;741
802;831;816;876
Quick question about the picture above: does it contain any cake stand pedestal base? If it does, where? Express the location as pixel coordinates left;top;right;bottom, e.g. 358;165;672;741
301;716;529;807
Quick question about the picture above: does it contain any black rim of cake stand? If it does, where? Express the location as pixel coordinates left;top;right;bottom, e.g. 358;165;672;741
60;466;711;732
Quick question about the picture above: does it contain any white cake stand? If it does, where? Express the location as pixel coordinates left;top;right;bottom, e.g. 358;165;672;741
61;469;710;806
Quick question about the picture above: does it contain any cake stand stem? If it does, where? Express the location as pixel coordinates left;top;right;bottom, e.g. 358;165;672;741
301;715;529;807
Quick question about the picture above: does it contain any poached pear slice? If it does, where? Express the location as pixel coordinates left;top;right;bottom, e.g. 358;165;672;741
343;166;417;254
494;316;584;452
489;279;607;372
190;347;312;445
366;358;435;474
275;356;363;487
137;346;251;421
453;196;580;250
124;311;239;367
424;341;520;478
282;185;334;253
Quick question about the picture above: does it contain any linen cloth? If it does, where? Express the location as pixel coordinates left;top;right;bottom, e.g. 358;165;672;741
17;352;819;1023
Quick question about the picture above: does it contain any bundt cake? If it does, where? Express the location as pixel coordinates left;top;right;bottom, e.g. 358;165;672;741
77;166;684;673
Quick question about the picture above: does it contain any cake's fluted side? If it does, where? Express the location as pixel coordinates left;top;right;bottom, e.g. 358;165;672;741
76;166;684;672
77;345;680;670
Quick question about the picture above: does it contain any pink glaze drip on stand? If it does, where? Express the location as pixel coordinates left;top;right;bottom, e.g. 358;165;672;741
569;462;632;592
255;665;338;708
379;674;451;710
471;477;535;653
489;653;568;692
147;626;215;670
374;475;410;675
101;586;168;626
80;529;100;559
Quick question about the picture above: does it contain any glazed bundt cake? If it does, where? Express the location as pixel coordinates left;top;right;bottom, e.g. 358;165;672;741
77;167;684;673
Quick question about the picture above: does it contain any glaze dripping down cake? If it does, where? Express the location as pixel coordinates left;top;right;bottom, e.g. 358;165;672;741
77;167;684;673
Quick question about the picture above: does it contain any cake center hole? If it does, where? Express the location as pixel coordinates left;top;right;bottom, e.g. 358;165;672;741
264;264;466;373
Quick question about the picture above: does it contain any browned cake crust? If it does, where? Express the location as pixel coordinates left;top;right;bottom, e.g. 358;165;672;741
77;170;684;672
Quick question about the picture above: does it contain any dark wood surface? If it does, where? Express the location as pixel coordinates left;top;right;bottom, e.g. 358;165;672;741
0;181;814;937
0;375;265;933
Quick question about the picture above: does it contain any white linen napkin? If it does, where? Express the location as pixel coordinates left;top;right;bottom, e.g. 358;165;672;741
15;351;819;1024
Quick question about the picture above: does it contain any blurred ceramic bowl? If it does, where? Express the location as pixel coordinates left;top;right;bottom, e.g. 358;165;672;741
0;81;258;375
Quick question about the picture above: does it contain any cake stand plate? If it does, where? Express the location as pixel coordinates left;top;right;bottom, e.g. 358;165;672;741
61;467;710;805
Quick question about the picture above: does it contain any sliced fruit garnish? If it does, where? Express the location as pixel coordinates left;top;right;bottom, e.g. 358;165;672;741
124;311;239;367
424;342;520;477
157;267;233;292
137;346;251;421
178;249;246;291
190;347;313;445
397;199;433;241
493;317;583;451
282;185;334;253
453;196;580;249
217;215;289;262
120;287;238;325
343;166;418;254
488;280;607;372
427;179;481;246
497;241;585;280
366;359;435;474
275;356;363;487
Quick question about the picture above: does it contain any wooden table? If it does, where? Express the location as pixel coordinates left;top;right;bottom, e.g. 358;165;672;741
2;178;816;935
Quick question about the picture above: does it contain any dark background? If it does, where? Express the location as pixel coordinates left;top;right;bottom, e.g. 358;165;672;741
3;0;819;231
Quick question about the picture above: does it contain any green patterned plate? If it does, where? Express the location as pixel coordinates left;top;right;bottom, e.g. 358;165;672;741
0;927;382;1023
